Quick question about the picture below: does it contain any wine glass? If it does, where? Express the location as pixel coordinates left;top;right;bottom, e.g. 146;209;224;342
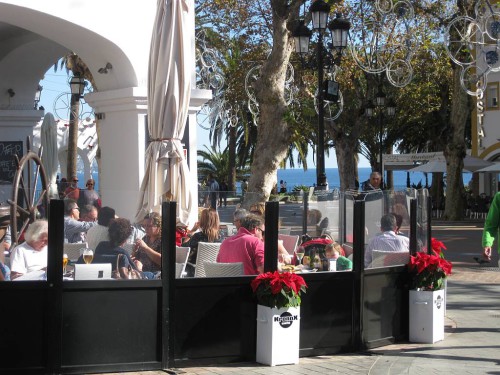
62;253;68;274
295;250;305;265
82;248;94;264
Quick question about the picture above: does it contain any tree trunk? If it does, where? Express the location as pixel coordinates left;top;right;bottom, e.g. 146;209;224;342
67;95;80;179
244;0;296;207
328;124;358;190
444;65;469;220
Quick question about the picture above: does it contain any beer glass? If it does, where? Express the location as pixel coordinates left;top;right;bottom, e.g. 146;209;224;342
63;253;69;274
82;248;94;264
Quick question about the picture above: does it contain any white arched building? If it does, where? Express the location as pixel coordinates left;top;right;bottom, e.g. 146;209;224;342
0;1;210;219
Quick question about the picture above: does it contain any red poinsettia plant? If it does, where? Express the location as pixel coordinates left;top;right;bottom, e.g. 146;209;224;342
251;271;308;309
408;238;452;291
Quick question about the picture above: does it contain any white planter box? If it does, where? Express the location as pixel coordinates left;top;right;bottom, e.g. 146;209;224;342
409;289;445;343
256;305;300;366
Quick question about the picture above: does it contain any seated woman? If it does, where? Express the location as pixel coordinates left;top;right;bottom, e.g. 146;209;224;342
183;208;221;276
132;212;162;274
10;220;48;280
325;242;352;271
92;218;139;274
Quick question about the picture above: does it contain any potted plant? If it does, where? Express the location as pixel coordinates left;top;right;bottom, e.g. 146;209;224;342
251;271;307;366
407;238;452;343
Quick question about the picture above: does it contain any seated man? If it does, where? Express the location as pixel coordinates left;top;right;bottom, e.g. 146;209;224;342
10;220;48;280
86;206;116;250
365;213;409;268
217;214;265;275
64;199;97;243
80;204;98;222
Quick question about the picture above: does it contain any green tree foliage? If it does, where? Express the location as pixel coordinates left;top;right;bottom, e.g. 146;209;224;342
197;145;250;185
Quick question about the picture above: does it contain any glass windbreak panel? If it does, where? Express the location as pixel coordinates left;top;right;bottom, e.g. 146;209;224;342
364;190;411;269
193;192;264;277
415;189;430;253
295;189;351;273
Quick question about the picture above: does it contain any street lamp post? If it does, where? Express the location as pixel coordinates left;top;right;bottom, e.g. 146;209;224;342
293;2;350;190
67;74;86;179
365;87;396;188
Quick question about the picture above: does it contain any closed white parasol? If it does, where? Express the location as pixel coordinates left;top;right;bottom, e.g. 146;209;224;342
135;0;195;225
40;113;59;198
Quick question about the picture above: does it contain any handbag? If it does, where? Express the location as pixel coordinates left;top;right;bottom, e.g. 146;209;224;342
112;254;143;280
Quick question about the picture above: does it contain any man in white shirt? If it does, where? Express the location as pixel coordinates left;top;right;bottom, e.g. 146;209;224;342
10;220;49;280
365;214;409;268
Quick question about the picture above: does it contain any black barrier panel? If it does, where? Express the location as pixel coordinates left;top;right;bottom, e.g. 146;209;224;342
171;272;355;366
61;286;161;368
173;278;256;365
0;286;48;372
362;268;410;348
299;273;354;355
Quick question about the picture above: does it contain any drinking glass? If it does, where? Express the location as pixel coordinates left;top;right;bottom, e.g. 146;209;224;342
295;251;305;265
82;248;94;264
63;254;68;274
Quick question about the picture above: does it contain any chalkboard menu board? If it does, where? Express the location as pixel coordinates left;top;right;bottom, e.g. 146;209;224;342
0;141;23;184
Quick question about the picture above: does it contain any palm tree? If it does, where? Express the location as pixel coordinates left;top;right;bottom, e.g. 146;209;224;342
198;145;250;188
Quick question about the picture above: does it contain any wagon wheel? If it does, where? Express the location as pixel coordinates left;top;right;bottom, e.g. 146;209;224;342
7;148;49;247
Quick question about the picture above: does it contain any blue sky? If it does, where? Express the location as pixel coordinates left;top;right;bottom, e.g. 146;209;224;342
39;66;369;169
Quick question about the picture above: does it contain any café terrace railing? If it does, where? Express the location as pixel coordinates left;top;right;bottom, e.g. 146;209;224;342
0;188;431;374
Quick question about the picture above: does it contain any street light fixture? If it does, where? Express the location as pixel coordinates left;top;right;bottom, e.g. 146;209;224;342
365;87;396;188
70;75;86;97
34;84;43;110
292;2;350;190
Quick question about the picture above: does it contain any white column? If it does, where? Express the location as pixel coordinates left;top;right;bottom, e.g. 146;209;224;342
85;88;147;220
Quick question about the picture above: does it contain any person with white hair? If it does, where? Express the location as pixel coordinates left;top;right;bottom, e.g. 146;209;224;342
10;220;49;280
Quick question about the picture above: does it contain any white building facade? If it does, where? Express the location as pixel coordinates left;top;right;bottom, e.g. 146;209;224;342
0;1;210;219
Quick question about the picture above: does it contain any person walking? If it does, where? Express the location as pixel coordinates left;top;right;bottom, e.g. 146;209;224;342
481;191;500;267
241;179;248;198
219;180;228;207
64;176;80;200
207;174;219;209
78;178;101;209
361;171;382;191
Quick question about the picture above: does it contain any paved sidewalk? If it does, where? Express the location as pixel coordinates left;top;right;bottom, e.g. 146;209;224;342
102;221;500;375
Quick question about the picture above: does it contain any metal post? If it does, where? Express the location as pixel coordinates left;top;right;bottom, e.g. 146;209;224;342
264;201;279;272
47;199;64;374
316;32;327;190
352;200;365;351
162;201;176;370
409;199;417;255
379;110;384;189
302;192;309;236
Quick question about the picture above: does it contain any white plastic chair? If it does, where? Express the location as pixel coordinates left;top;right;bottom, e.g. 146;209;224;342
175;246;190;278
64;242;88;262
204;261;244;277
194;242;222;277
371;250;410;268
